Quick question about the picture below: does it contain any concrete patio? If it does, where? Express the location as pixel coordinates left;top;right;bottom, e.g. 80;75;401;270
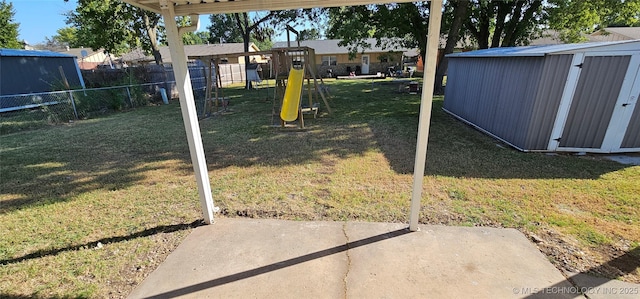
128;218;637;298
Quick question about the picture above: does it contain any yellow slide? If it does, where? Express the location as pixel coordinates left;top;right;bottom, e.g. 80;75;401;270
280;66;305;122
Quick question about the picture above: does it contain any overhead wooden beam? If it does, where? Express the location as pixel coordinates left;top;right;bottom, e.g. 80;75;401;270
123;0;418;15
123;0;162;13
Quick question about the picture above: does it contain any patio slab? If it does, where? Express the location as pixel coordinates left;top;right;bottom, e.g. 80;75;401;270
128;218;583;299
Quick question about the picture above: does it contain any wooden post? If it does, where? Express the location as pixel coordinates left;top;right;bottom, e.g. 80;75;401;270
59;66;78;119
202;59;211;118
160;2;216;224
409;0;443;231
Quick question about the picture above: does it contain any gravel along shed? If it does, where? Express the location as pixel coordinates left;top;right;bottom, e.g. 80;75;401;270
443;40;640;153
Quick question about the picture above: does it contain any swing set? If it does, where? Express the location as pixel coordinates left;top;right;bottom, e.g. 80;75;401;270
189;45;332;128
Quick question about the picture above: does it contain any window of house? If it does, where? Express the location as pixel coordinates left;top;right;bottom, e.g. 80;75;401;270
322;56;337;66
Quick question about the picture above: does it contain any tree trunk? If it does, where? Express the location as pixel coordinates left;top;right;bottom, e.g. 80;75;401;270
235;13;253;90
491;2;511;48
144;13;162;65
243;32;252;90
502;1;525;47
466;1;494;49
503;0;542;47
435;0;469;95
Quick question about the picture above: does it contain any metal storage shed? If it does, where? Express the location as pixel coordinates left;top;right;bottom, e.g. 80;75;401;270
0;49;85;96
443;40;640;153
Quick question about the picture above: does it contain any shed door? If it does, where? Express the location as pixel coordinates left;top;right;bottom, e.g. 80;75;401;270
557;55;635;152
616;59;640;151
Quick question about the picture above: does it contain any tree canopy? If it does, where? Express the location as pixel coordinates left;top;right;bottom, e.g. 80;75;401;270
297;28;322;41
65;0;163;64
43;27;80;50
207;10;317;88
548;0;640;42
326;3;430;58
0;0;22;49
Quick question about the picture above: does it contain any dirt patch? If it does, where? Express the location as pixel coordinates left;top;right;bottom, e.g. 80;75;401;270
526;228;640;284
106;224;200;298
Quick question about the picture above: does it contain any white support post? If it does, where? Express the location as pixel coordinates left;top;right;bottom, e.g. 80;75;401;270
409;0;443;232
547;53;585;151
160;2;216;224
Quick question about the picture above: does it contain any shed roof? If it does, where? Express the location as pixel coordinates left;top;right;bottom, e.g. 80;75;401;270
0;49;75;58
447;40;640;58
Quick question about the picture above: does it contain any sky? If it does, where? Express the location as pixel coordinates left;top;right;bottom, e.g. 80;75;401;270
10;0;298;46
11;0;214;45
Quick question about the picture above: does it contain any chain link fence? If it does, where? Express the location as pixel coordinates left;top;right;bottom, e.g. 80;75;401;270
1;72;208;135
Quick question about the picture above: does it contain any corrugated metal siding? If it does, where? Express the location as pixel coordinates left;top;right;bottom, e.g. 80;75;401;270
0;56;82;96
525;55;573;150
621;92;640;148
560;56;631;148
444;57;545;149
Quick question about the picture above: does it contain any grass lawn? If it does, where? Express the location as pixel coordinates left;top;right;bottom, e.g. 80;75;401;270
1;79;639;297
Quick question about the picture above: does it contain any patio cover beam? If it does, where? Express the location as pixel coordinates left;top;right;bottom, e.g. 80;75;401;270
126;0;419;15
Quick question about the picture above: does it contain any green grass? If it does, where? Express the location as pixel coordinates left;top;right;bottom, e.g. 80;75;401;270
1;79;639;297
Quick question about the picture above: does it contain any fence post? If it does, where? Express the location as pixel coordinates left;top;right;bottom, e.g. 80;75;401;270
126;86;134;107
229;64;234;83
69;91;79;120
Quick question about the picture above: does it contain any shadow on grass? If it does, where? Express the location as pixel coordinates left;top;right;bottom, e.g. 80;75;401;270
357;88;628;179
0;82;630;215
0;161;173;213
0;220;202;266
276;80;628;179
0;106;195;213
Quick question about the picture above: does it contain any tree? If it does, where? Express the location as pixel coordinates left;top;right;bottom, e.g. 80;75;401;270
182;31;211;45
327;4;430;60
547;0;640;43
327;1;549;93
207;14;244;44
42;27;80;50
0;0;22;49
465;0;545;49
65;0;163;64
169;16;211;45
209;10;308;89
435;0;470;94
298;28;322;41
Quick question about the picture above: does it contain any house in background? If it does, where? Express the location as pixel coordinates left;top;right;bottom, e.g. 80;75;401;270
121;43;266;66
56;47;117;70
530;27;640;46
590;27;640;42
273;39;411;76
